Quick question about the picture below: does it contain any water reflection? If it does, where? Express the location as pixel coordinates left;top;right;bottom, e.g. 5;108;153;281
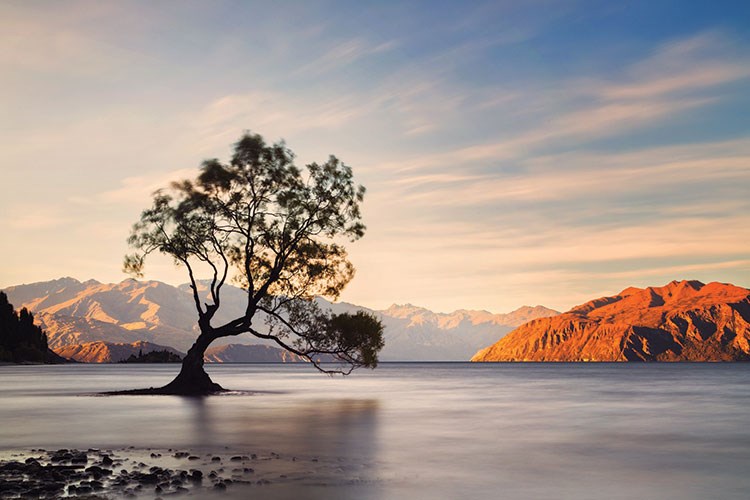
182;396;380;463
2;363;750;500
186;396;381;498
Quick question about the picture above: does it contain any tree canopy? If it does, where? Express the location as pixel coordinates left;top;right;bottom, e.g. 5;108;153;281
124;132;383;393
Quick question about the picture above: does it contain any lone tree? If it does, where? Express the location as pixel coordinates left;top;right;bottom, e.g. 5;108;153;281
124;132;384;395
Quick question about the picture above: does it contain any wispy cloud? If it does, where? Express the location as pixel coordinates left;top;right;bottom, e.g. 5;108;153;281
1;0;748;312
385;137;750;206
601;31;750;99
295;38;398;76
5;210;69;230
0;3;145;77
70;168;198;207
189;90;382;151
366;30;750;175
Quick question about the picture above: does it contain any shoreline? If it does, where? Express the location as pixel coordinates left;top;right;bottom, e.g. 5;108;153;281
0;446;369;499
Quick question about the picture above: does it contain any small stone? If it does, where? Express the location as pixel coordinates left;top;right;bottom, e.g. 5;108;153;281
75;485;93;494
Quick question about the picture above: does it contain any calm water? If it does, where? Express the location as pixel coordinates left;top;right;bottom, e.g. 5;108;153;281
1;363;750;499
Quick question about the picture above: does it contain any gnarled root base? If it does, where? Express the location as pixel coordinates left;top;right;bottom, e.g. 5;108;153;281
104;366;226;396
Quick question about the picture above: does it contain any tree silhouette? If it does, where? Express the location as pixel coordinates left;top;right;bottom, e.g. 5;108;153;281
124;132;384;394
0;291;54;363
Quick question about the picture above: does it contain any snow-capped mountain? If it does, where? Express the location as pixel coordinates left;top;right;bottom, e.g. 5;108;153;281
3;278;558;361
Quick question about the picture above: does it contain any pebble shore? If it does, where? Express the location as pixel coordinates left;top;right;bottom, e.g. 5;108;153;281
0;446;344;499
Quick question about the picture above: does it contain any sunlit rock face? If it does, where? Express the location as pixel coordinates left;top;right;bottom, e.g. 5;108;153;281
55;340;183;363
3;278;199;350
472;281;750;362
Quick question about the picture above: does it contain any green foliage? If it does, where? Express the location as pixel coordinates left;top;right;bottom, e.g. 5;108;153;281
125;132;384;374
327;311;385;368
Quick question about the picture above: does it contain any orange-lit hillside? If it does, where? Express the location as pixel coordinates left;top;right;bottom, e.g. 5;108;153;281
472;281;750;362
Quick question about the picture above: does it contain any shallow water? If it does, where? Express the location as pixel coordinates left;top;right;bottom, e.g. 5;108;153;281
2;362;750;499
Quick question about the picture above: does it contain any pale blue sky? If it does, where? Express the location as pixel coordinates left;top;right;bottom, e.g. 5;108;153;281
1;0;749;312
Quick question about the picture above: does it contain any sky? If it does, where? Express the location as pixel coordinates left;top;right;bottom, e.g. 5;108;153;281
1;0;749;313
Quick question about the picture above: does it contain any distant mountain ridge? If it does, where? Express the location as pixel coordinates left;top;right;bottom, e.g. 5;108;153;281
204;344;310;363
3;277;559;361
375;303;557;360
472;280;750;362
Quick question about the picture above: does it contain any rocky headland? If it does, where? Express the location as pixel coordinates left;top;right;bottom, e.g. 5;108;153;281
472;280;750;362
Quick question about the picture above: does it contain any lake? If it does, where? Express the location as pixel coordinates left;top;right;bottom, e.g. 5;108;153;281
2;362;750;499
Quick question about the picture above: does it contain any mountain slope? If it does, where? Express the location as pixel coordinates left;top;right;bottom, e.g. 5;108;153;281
4;278;199;350
54;340;184;363
472;280;750;362
3;277;558;361
204;344;309;363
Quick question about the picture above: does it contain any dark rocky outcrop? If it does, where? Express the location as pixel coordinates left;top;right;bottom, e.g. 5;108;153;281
120;348;183;363
0;291;65;363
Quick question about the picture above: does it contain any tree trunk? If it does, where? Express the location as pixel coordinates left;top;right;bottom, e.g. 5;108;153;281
160;331;224;395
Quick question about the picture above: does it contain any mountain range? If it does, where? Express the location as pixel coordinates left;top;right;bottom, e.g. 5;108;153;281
472;280;750;362
2;277;558;362
54;340;310;364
